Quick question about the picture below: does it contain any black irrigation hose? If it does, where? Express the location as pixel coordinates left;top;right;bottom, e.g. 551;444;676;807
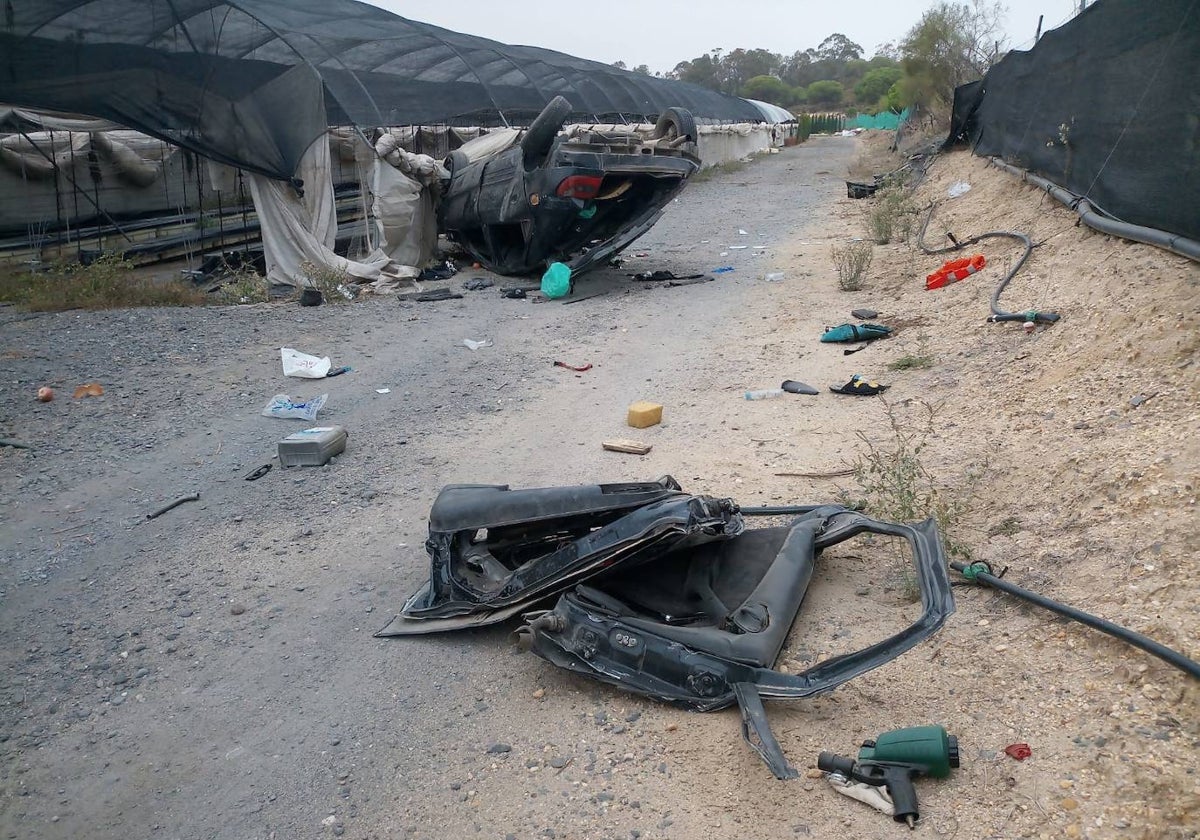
989;158;1200;263
951;561;1200;680
917;203;1060;325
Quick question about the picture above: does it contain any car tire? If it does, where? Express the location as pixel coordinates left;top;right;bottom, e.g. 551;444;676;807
654;107;697;143
521;96;572;166
445;149;470;175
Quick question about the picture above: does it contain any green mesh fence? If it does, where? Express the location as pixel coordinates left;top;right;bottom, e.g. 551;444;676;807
849;108;911;130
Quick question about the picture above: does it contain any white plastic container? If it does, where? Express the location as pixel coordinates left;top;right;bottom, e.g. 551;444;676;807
278;426;348;468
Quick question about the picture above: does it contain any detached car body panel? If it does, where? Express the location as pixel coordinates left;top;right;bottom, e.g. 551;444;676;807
378;479;955;779
375;477;744;636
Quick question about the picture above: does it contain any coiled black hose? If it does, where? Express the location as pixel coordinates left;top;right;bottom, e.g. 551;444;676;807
917;203;1060;325
952;561;1200;680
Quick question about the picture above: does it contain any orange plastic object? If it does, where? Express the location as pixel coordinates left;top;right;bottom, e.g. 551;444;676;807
73;383;104;398
925;254;986;290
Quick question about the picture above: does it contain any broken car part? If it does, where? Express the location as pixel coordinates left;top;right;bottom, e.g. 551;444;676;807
146;492;200;520
378;479;954;778
953;561;1200;679
521;504;954;779
411;288;463;302
376;477;743;635
244;463;273;481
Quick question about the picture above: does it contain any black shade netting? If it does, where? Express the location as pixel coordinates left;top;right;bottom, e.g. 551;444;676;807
945;0;1200;241
1;0;764;181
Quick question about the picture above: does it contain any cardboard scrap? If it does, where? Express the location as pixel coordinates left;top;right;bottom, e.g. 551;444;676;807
602;439;653;455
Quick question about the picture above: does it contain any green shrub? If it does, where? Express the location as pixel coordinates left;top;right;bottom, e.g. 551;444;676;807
851;399;986;566
867;187;916;244
0;254;204;311
299;260;357;304
831;241;873;291
216;265;270;305
887;332;935;370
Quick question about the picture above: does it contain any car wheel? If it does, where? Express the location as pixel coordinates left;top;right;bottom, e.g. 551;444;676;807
521;96;573;166
654;107;697;143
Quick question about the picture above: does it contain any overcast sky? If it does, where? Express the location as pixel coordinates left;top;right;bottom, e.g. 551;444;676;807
369;0;1082;74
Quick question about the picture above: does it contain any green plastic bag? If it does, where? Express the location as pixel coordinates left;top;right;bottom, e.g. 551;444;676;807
541;262;571;299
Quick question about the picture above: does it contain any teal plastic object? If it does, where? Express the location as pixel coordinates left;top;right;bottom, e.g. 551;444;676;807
820;323;892;343
541;262;571;298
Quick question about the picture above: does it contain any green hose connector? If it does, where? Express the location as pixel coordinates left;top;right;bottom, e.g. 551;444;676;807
960;562;991;582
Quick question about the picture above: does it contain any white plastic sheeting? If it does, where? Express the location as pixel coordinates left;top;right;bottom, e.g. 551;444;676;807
0;128;170;185
247;130;451;288
247;134;391;287
456;129;521;163
742;98;796;125
0;106;123;133
695;123;776;167
370;133;448;271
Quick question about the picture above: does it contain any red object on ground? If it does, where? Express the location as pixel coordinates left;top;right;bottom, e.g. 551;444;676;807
553;360;593;372
926;253;987;290
1004;743;1033;761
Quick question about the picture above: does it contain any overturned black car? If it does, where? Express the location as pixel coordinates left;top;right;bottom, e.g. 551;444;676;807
378;477;955;778
438;97;701;277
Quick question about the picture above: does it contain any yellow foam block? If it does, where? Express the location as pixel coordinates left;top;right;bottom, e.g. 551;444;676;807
627;401;663;429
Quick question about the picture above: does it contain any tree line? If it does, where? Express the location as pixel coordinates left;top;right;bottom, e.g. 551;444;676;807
616;2;1006;115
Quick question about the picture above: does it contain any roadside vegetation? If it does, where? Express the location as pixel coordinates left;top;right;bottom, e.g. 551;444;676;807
621;2;1006;121
298;260;356;304
887;332;935;370
0;254;204;311
690;158;752;183
831;241;873;291
866;186;918;244
845;399;987;597
215;264;271;305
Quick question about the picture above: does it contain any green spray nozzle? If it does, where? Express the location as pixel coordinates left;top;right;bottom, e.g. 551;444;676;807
858;724;960;779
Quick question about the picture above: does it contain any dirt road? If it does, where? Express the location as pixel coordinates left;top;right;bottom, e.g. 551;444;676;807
1;137;882;840
5;132;1196;840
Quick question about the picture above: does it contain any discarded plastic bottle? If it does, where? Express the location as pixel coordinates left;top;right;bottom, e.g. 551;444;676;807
745;388;787;400
764;272;784;282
